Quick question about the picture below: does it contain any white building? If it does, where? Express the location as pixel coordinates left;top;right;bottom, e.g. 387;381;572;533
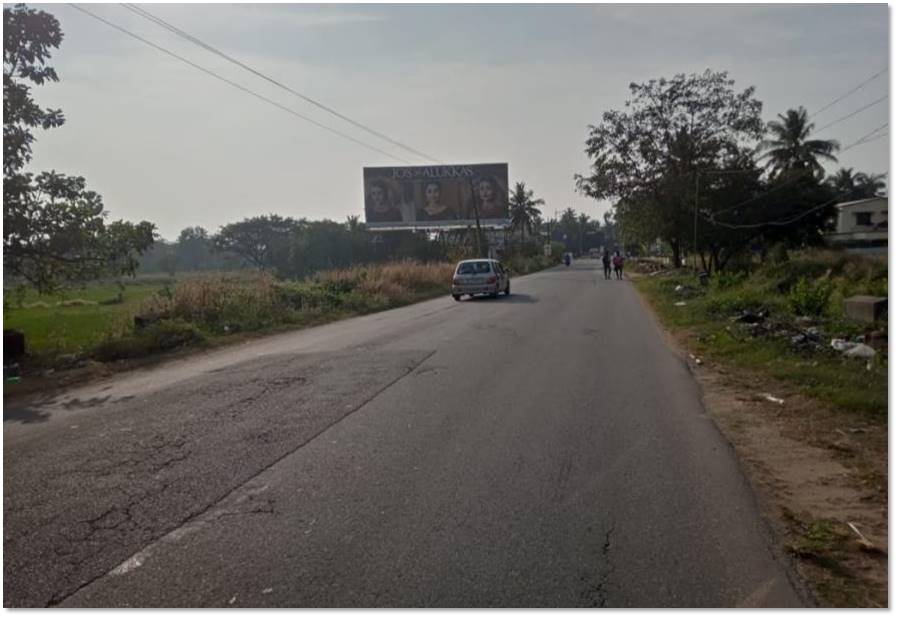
826;197;887;255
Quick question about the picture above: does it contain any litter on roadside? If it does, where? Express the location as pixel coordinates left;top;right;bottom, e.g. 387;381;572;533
732;309;768;324
674;301;687;307
846;522;884;554
846;343;876;359
830;338;851;352
762;393;785;405
831;338;877;358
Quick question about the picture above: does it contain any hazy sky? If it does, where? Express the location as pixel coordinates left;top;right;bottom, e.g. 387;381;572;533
27;3;890;240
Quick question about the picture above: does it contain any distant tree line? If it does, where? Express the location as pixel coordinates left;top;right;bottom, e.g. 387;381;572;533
139;216;496;279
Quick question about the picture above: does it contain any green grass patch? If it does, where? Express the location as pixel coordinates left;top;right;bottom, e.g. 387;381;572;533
635;253;887;417
4;282;165;360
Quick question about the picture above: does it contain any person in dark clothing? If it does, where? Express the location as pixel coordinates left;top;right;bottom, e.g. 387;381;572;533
612;251;624;280
601;249;612;280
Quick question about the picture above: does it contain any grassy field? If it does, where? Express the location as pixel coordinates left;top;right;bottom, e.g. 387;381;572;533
4;278;173;359
633;250;888;417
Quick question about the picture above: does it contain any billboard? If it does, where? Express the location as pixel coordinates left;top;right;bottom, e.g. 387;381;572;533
363;163;509;228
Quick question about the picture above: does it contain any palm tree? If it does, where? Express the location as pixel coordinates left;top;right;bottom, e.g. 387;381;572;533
508;182;545;247
559;207;578;251
346;214;364;234
577;213;592;254
760;106;839;179
827;167;859;196
826;168;887;200
854;172;887;198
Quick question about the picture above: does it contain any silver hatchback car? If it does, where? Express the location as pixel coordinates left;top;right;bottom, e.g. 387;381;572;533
451;259;510;301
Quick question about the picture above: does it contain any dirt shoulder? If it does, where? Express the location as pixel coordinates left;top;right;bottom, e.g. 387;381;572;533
632;271;888;608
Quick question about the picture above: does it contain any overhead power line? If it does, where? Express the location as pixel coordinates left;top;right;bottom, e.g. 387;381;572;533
811;94;888;135
709;121;889;219
68;4;415;164
855;131;888;146
840;121;889;150
703;193;845;230
809;67;888;119
120;3;443;164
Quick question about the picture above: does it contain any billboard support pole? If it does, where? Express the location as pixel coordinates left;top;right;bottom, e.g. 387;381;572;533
472;202;483;257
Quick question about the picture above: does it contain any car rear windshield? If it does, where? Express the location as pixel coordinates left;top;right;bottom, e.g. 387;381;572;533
457;261;492;275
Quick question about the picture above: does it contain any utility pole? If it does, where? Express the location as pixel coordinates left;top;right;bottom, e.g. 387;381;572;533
694;172;700;270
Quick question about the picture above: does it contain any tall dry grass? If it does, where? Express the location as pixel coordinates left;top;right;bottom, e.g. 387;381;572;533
138;272;283;331
313;261;453;303
136;261;455;332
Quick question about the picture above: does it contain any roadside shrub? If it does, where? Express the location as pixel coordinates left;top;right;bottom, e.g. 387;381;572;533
710;270;746;292
138;272;283;331
704;287;770;316
788;277;833;317
769;243;789;264
147;318;206;350
94;318;205;361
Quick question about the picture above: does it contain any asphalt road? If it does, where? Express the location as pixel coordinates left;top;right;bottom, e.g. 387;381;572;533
4;261;805;607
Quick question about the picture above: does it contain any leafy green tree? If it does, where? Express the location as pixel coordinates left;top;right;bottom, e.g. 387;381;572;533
760;106;838;179
213;214;300;272
508;182;545;247
159;247;178;278
175;226;211;270
3;4;154;292
575;70;764;266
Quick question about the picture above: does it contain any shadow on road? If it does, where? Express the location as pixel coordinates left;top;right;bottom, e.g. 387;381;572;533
464;293;538;304
4;406;51;424
4;394;137;424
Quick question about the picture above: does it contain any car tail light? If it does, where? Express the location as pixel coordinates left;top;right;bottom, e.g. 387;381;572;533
486;276;497;284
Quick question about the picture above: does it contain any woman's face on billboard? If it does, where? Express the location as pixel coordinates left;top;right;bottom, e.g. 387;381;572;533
476;180;494;202
425;182;441;204
370;184;385;207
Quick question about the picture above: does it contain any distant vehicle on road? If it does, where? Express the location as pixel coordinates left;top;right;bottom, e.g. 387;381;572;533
563;253;572;267
589;248;600;259
452;259;510;301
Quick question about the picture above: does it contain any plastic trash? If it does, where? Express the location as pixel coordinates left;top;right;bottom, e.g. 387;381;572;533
674;301;687;307
845;343;876;359
830;338;852;352
762;393;785;405
831;338;877;358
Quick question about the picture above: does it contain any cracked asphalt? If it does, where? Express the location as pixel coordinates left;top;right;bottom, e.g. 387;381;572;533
5;261;804;607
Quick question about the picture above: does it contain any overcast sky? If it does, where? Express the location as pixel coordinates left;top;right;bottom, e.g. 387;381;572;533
27;3;890;240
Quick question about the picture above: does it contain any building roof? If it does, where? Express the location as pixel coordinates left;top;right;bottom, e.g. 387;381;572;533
835;197;888;209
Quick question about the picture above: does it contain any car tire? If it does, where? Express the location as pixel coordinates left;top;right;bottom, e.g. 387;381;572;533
490;287;500;299
452;294;461;301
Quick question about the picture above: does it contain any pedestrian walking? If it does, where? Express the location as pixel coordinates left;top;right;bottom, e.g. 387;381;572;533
612;251;624;280
601;249;612;280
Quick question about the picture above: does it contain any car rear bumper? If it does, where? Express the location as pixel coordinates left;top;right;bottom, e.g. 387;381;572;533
453;284;500;295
